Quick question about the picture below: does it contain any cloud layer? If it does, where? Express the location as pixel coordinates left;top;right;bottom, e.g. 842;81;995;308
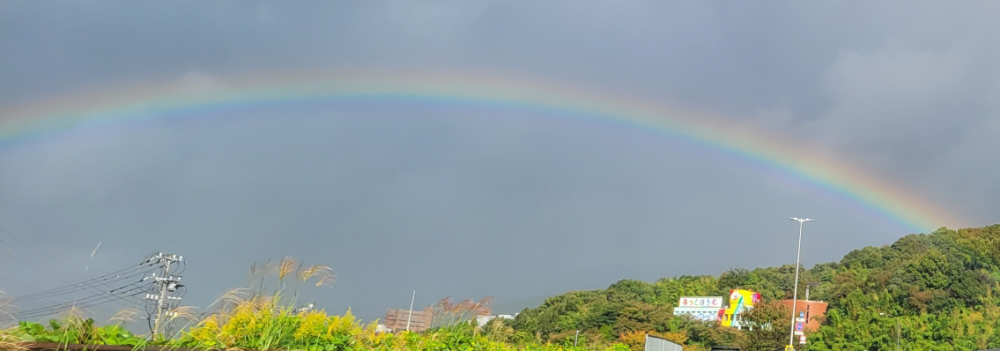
1;0;997;320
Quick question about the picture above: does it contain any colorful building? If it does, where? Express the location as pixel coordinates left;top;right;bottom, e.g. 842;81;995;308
721;289;761;329
671;290;764;329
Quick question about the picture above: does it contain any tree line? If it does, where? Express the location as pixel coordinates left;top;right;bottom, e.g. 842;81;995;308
499;225;1000;350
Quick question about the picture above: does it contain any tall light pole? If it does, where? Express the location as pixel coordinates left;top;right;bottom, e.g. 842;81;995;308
406;290;415;332
788;217;813;350
880;313;900;351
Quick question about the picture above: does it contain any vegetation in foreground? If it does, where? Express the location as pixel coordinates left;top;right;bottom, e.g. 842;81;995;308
0;256;629;351
6;225;1000;350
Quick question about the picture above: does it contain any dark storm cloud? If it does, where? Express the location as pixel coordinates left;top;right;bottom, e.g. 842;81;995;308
1;0;998;321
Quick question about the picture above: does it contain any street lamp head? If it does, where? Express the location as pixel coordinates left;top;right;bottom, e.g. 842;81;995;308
790;217;814;223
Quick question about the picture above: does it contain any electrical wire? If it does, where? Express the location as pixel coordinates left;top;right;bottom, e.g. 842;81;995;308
3;282;153;321
8;280;151;316
0;235;164;299
10;288;151;321
9;265;158;302
1;251;170;322
0;232;99;286
0;240;77;292
9;265;154;299
8;282;150;317
173;260;187;276
1;248;186;335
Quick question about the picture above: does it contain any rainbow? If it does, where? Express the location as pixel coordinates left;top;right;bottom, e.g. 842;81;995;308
0;70;962;232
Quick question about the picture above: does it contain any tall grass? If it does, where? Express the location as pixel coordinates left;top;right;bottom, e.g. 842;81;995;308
2;257;632;350
429;296;494;330
0;289;26;351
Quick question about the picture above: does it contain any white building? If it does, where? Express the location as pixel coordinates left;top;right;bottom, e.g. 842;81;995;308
475;313;517;326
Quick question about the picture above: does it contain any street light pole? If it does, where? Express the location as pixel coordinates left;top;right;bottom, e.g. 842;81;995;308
880;313;899;351
406;290;415;332
788;217;813;350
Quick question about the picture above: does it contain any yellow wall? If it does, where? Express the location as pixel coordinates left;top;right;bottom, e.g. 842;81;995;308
721;289;760;328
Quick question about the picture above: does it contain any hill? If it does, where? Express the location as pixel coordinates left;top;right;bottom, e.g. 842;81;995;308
492;295;550;315
505;225;1000;350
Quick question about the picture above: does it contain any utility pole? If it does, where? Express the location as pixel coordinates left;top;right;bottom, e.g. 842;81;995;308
406;290;415;331
144;253;184;339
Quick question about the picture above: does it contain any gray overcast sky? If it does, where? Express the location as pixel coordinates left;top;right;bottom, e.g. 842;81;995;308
1;1;998;323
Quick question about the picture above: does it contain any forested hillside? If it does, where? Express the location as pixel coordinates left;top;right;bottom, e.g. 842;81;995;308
505;225;1000;350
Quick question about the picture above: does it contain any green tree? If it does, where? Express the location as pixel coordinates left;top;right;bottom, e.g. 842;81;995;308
736;301;789;351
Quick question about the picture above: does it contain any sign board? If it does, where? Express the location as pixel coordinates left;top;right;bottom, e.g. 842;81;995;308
672;307;724;322
796;322;804;331
785;345;795;351
795;330;803;336
678;296;723;308
799;335;806;344
799;311;806;320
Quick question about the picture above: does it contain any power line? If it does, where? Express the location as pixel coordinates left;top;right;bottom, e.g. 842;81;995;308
0;238;81;292
0;231;90;283
0;231;162;298
9;283;149;318
4;282;153;321
10;288;151;321
7;277;151;315
8;265;157;303
0;251;179;324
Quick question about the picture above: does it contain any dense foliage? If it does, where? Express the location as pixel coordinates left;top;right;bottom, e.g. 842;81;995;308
0;256;631;351
0;309;630;351
509;225;1000;350
0;297;639;351
6;318;146;346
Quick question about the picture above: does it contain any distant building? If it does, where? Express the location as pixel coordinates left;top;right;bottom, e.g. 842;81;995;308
475;313;517;326
670;292;763;328
779;299;828;332
383;307;434;333
293;303;315;314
